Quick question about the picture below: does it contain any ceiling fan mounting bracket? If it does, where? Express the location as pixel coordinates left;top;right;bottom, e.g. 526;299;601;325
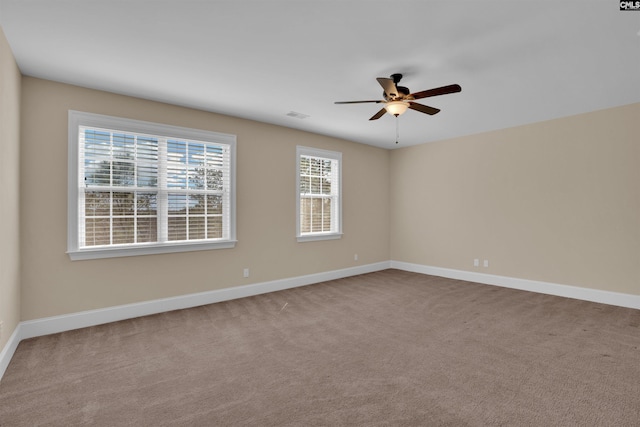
390;73;403;84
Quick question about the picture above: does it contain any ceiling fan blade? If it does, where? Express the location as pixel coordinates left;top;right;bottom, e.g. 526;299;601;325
334;100;382;104
408;102;440;115
410;84;462;100
376;77;399;99
369;108;387;121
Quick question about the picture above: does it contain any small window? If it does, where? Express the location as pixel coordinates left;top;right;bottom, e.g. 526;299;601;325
296;146;342;242
68;111;236;260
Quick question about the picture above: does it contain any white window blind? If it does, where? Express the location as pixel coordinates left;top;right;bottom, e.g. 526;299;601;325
296;146;342;242
68;111;236;260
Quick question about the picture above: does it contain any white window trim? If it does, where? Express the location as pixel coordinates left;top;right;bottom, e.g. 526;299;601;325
67;111;237;260
296;145;343;243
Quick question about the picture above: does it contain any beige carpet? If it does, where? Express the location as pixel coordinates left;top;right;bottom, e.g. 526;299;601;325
1;269;639;426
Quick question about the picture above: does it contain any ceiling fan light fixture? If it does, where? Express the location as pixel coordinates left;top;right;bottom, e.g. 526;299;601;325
384;100;409;116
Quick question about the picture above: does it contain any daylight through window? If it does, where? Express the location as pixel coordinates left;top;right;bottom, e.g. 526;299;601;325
68;111;236;260
296;146;342;242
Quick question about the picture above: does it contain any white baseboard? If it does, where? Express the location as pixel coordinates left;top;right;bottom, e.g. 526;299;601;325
19;261;391;341
3;259;638;383
390;261;640;310
0;261;389;383
0;323;21;381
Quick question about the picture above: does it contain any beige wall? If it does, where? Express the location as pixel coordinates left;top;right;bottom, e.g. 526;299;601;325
20;77;390;320
0;26;21;348
390;103;640;295
11;69;640;324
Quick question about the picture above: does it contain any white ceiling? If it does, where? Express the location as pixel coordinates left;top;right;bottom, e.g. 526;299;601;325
1;1;638;149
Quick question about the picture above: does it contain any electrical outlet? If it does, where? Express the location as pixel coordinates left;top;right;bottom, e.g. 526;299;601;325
474;259;479;267
483;260;489;268
0;320;3;339
243;268;249;278
354;254;358;261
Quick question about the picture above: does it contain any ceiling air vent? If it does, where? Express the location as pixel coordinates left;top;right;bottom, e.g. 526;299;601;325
286;111;310;119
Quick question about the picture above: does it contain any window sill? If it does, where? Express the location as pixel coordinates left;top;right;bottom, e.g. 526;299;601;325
67;240;237;261
296;233;343;243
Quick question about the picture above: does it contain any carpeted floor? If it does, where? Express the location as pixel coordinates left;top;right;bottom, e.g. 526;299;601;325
1;269;639;426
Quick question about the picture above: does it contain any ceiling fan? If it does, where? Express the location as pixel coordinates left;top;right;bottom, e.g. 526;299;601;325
335;73;462;120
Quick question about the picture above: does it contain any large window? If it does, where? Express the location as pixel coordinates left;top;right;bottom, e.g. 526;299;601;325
296;146;342;242
68;111;236;260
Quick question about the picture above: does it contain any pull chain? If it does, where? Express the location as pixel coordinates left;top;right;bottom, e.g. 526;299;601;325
395;115;400;144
